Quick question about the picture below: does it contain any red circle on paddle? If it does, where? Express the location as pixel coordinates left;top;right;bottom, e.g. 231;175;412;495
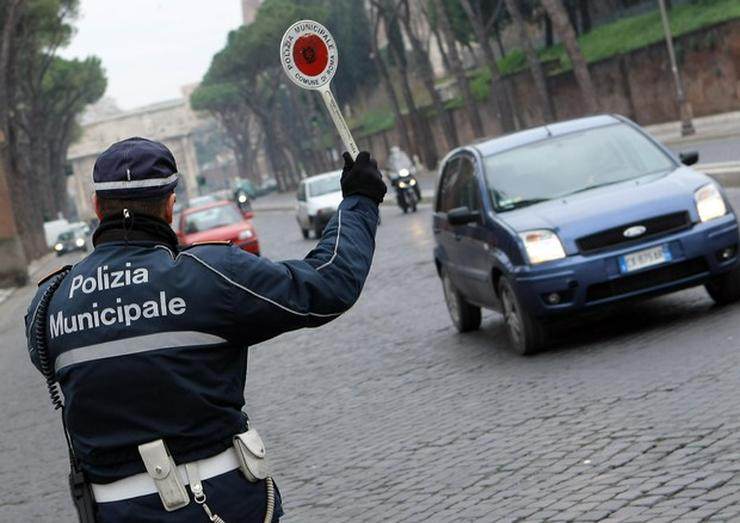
292;34;329;77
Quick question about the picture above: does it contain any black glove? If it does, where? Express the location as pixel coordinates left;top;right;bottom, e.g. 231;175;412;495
341;151;387;205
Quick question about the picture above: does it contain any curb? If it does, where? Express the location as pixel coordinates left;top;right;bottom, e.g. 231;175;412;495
660;129;740;148
253;192;436;213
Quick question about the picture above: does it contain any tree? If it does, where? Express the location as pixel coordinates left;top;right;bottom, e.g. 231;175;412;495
540;0;599;114
0;0;105;260
395;0;457;156
459;0;516;133
191;82;261;185
504;0;554;122
196;0;329;190
432;0;483;138
372;0;439;168
366;1;413;157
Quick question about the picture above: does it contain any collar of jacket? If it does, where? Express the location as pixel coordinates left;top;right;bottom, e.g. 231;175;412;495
92;212;179;251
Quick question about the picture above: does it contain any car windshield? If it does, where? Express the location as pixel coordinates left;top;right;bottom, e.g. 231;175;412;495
483;123;675;212
308;175;341;197
57;231;74;241
184;204;242;233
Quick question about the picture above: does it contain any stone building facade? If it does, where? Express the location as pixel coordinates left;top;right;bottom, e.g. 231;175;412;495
67;88;205;220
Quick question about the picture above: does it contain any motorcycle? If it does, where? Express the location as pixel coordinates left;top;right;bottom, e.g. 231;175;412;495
234;188;252;214
391;168;420;213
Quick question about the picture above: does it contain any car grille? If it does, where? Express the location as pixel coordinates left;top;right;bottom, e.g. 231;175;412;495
576;212;691;254
585;257;709;303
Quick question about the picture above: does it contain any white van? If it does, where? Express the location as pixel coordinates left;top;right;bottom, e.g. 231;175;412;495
296;170;343;239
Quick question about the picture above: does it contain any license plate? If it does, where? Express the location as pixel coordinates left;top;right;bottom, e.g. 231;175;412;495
619;245;672;273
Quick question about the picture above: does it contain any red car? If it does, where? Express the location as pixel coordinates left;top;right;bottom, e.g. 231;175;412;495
178;200;260;255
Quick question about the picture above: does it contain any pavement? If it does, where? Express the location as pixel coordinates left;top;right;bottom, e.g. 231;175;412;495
4;190;740;521
249;112;740;214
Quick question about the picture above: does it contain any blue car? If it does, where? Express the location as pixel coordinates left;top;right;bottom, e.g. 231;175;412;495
433;115;740;354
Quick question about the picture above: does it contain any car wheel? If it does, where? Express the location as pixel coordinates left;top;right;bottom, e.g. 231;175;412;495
441;268;481;333
301;228;309;240
498;276;546;355
705;262;740;305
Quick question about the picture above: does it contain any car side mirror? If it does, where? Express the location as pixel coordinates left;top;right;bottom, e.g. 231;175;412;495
679;151;699;166
447;206;480;226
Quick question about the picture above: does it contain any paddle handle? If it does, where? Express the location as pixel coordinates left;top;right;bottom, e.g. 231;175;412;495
320;87;359;159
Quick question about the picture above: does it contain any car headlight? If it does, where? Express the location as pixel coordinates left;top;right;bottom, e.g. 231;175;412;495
399;168;409;177
409;178;417;186
519;230;566;264
238;229;253;240
398;181;408;189
54;243;63;251
75;238;85;247
694;183;727;222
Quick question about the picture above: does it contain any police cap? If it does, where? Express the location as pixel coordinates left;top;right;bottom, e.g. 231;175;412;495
93;137;178;200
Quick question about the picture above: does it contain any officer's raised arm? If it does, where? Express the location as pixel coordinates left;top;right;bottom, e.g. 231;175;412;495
189;151;386;346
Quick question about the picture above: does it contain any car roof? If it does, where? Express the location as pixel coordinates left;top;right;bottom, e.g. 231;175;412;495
182;199;234;215
302;170;342;184
471;114;623;158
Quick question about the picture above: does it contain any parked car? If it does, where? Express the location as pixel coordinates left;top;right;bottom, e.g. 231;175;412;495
296;170;342;239
52;224;90;256
433;114;740;354
178;200;259;255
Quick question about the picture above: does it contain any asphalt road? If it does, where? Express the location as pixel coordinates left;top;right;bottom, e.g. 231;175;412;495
3;190;740;522
670;137;740;164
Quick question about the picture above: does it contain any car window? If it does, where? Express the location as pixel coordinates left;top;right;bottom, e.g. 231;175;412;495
184;204;242;234
308;174;341;197
297;182;307;202
457;157;481;212
437;158;460;212
483;123;675;212
57;231;74;241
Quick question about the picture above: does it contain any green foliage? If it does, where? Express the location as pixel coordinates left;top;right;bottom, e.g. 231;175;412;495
355;109;395;137
42;56;106;114
324;0;376;105
469;68;490;102
499;0;740;76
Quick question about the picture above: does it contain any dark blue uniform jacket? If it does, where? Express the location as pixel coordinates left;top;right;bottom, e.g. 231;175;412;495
25;195;378;490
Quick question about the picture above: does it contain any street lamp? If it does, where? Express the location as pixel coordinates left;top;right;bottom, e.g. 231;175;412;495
657;0;694;136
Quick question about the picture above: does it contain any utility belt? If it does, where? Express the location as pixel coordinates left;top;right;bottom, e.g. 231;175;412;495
91;427;274;523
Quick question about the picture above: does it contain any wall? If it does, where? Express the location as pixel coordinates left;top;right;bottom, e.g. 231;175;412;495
358;19;740;169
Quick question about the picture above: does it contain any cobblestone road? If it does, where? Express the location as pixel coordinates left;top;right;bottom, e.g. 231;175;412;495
3;191;740;522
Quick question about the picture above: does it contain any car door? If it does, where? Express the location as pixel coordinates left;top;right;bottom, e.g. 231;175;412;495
454;155;498;307
433;157;466;289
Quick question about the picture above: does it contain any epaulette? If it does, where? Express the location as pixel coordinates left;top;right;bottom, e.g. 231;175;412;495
182;240;232;250
37;265;72;286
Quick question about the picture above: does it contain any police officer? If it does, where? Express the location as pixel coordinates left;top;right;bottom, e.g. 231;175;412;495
25;137;386;522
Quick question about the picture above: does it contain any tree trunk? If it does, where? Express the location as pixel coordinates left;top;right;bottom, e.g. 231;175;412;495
544;15;554;47
460;0;515;133
431;24;451;73
433;0;483;138
382;5;438;169
493;19;506;57
505;0;555;122
579;0;592;33
368;7;413;157
541;0;599;114
389;38;438;169
398;1;456;154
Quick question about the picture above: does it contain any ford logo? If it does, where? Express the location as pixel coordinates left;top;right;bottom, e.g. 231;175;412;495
623;225;647;238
